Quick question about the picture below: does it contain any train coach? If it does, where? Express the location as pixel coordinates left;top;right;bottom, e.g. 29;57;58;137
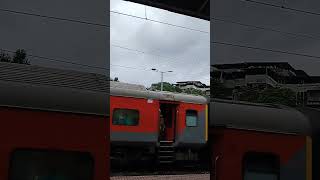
0;62;109;180
209;98;312;180
110;81;209;168
298;107;320;180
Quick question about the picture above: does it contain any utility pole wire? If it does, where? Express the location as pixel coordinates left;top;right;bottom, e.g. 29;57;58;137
110;10;209;34
0;8;109;27
212;41;320;60
242;0;320;17
212;17;320;41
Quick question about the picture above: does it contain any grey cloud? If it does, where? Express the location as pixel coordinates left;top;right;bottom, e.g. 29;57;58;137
212;0;320;76
0;0;108;75
111;0;209;87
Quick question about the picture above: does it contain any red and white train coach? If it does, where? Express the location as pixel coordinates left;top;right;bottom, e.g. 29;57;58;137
110;82;209;167
209;99;312;180
0;62;109;180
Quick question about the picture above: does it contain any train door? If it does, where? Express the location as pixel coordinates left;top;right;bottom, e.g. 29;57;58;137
159;103;177;142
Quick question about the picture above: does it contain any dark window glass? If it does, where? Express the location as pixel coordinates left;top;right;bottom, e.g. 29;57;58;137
243;152;279;180
186;110;198;127
112;108;139;126
9;150;94;180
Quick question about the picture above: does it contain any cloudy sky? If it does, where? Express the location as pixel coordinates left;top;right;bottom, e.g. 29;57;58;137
110;0;210;87
212;0;320;76
0;0;108;75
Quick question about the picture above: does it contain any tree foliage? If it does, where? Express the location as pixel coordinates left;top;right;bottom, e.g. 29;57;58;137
150;82;206;96
0;51;11;62
211;76;297;106
0;49;30;65
257;88;296;107
211;78;233;99
150;82;182;93
236;86;296;107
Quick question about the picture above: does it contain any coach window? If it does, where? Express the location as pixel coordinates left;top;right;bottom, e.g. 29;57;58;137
243;152;280;180
186;110;198;127
9;149;94;180
113;108;139;126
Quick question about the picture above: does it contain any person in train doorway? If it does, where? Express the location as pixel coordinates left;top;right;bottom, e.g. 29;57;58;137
159;113;166;140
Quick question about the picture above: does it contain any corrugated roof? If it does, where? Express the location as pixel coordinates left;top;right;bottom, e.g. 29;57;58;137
111;87;208;104
0;62;108;92
0;62;108;116
210;98;311;135
110;81;146;91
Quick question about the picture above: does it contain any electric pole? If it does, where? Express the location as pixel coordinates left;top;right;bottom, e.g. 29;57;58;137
151;68;173;91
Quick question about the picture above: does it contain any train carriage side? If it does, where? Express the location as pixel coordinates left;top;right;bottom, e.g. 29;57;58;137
110;88;160;167
0;62;109;180
298;107;320;180
169;94;209;164
209;99;311;180
110;85;209;167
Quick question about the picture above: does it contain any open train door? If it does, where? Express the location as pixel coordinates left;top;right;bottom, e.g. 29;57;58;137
159;101;178;142
157;101;179;165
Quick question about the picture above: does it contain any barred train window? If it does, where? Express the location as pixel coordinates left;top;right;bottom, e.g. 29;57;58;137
9;149;94;180
243;152;279;180
113;108;139;126
186;110;198;127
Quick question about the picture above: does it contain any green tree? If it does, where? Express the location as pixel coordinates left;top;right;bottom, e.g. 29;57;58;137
150;82;207;96
0;49;30;65
211;78;233;99
238;86;296;107
12;49;30;65
150;82;182;93
183;88;206;96
0;51;12;62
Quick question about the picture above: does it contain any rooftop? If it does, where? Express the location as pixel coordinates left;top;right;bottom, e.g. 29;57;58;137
0;62;108;116
124;0;209;20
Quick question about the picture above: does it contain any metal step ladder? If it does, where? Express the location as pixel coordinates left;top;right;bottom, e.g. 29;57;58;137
158;141;175;164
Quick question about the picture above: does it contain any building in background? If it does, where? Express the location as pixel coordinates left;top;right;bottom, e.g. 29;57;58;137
211;62;320;106
175;81;210;96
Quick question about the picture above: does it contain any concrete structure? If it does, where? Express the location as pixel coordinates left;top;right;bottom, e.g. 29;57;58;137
211;62;320;106
124;0;209;21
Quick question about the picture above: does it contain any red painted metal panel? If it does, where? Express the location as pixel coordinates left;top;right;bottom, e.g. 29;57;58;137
110;96;159;133
0;106;108;180
176;103;206;135
210;129;305;180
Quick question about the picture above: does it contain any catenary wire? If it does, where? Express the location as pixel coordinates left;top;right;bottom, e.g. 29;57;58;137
0;8;109;27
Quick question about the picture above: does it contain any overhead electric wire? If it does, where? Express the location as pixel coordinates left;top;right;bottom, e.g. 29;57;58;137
242;0;320;17
212;41;320;60
212;56;320;64
110;64;153;72
212;17;320;41
0;8;109;27
111;43;189;66
1;47;171;73
110;10;209;34
112;43;209;70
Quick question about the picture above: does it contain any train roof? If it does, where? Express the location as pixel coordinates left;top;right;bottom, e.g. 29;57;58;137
110;81;208;104
210;98;311;135
0;62;108;116
110;81;146;91
297;107;320;135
